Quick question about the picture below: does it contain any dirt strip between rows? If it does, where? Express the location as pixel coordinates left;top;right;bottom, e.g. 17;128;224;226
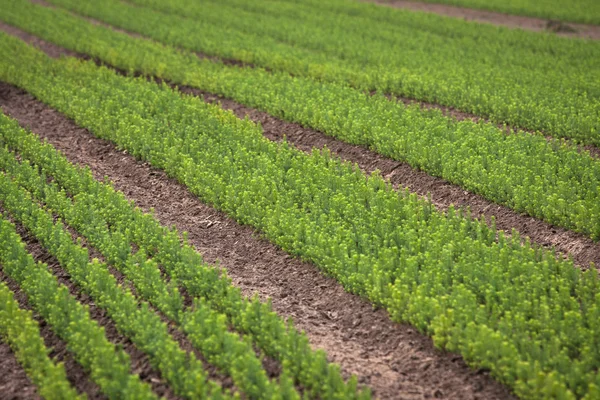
0;335;41;400
0;21;595;398
0;266;103;400
3;22;599;271
364;0;600;39
0;82;517;400
1;214;183;400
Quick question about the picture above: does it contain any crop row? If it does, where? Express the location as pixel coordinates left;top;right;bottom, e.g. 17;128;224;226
42;0;600;143
0;209;156;399
2;2;599;240
0;125;299;400
1;31;599;399
0;281;82;399
371;0;600;25
0;137;250;398
0;112;368;399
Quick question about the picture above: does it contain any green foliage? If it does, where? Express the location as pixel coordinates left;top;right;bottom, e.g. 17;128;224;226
0;282;83;400
0;33;599;399
1;1;599;240
0;165;228;399
0;217;156;399
378;0;600;25
0;125;301;400
41;0;600;143
0;111;369;399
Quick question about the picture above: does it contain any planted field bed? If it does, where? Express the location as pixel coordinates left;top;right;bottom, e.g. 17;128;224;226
0;0;599;399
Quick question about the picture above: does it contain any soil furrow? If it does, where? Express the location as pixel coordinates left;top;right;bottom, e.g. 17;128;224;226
2;213;182;400
6;9;599;160
0;21;82;59
0;267;102;399
364;0;600;40
0;86;515;400
0;329;42;400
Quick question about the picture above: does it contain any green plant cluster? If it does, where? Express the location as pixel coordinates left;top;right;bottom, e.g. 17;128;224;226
41;0;600;143
0;215;156;399
2;2;599;240
0;282;83;400
0;161;232;399
1;33;600;399
379;0;600;25
0;112;369;400
0;122;311;400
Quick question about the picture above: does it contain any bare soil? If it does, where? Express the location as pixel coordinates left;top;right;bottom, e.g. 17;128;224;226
366;0;600;39
0;83;516;400
0;268;104;400
0;339;41;400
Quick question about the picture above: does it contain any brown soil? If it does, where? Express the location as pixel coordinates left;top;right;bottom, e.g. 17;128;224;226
0;268;103;399
0;25;595;398
0;86;516;400
3;216;182;400
0;21;82;59
0;337;41;400
366;0;600;40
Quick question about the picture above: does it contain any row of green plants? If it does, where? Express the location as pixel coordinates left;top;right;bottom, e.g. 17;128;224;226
0;214;156;399
0;281;83;400
0;111;369;399
41;0;600;143
129;0;597;66
210;0;599;40
1;4;599;240
0;163;234;399
0;129;300;400
376;0;600;25
2;33;599;399
0;115;370;400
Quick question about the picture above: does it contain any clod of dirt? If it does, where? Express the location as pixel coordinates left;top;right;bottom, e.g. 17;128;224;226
546;20;578;33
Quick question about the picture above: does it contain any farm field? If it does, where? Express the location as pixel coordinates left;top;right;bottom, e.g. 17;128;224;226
0;0;599;399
